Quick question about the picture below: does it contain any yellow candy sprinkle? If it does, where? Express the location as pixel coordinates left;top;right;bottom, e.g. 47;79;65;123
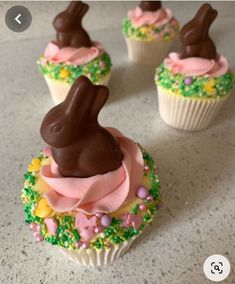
34;198;53;218
60;69;70;79
204;79;216;95
140;27;150;34
28;158;41;172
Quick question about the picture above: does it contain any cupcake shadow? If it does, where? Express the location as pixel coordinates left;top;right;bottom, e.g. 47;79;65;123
108;62;157;103
132;125;233;246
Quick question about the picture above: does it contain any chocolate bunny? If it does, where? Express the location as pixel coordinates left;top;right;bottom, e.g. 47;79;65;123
40;76;123;178
139;1;162;12
53;1;92;48
180;3;218;60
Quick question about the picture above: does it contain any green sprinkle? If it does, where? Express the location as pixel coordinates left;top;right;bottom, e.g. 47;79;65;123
24;172;36;185
131;204;139;214
38;52;112;85
155;63;234;98
73;229;80;241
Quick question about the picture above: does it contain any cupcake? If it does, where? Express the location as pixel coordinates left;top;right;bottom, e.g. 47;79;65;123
38;1;112;105
155;3;234;131
21;76;161;266
122;1;179;65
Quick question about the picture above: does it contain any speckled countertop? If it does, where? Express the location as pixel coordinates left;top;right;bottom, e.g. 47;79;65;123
1;11;235;284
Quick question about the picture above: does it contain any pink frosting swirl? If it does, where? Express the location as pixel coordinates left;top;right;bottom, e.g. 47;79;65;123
41;41;105;66
41;128;144;215
128;7;172;28
164;52;229;77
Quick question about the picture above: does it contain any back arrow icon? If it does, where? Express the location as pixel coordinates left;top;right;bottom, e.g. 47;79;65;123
15;13;22;24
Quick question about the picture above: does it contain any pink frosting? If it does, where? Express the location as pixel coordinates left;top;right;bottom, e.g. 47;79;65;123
42;41;105;66
164;52;229;77
41;128;144;215
128;7;172;28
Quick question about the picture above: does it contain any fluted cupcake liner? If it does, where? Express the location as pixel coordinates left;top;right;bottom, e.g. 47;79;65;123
44;72;111;105
157;86;230;131
59;236;138;266
124;37;174;66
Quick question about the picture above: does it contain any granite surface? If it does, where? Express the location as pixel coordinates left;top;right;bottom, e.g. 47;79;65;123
0;3;235;284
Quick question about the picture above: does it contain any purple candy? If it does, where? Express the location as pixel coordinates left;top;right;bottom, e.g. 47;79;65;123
136;186;148;199
101;214;112;227
184;77;193;85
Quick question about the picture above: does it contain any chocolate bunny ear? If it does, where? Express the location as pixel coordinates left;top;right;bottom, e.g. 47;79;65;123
66;1;80;15
139;1;162;12
64;76;95;121
40;76;94;148
74;1;89;18
65;77;108;124
89;85;109;122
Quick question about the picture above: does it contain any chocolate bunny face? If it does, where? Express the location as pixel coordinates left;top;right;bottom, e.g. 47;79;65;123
40;76;123;178
53;1;92;48
139;1;162;12
180;3;218;59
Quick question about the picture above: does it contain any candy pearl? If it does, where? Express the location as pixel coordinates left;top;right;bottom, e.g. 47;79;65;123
35;236;43;242
95;212;104;219
139;204;147;211
146;195;154;202
101;214;112;227
33;231;39;237
184;77;193;85
29;223;36;230
94;226;103;234
136;186;148;199
75;242;82;248
82;242;90;249
36;225;41;231
144;165;149;172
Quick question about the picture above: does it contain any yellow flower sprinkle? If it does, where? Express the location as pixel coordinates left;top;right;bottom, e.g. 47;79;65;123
204;79;216;95
140;27;150;34
34;198;53;218
28;158;41;172
60;69;70;79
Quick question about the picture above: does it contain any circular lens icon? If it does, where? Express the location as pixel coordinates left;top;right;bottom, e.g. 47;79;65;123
203;254;231;282
5;5;32;33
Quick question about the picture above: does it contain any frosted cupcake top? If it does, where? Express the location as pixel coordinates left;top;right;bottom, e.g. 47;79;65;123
155;3;234;98
21;77;161;250
122;1;179;41
38;1;112;84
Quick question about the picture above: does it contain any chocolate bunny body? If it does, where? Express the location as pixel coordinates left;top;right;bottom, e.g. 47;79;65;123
139;1;162;12
53;1;92;48
41;76;123;178
180;3;218;60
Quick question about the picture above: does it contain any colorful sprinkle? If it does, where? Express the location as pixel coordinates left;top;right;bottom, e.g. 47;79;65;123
34;198;53;218
101;215;112;227
21;149;161;250
184;77;193;85
136;186;149;199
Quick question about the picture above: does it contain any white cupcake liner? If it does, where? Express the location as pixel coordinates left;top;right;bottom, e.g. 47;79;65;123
157;86;230;131
124;37;174;66
44;72;111;105
59;236;137;266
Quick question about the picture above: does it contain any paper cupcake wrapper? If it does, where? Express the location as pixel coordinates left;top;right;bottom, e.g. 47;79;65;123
157;86;230;131
59;236;137;266
44;72;111;105
124;37;174;66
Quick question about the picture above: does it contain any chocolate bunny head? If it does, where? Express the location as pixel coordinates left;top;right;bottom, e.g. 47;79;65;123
40;76;123;178
139;1;162;12
180;3;218;59
53;1;92;48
